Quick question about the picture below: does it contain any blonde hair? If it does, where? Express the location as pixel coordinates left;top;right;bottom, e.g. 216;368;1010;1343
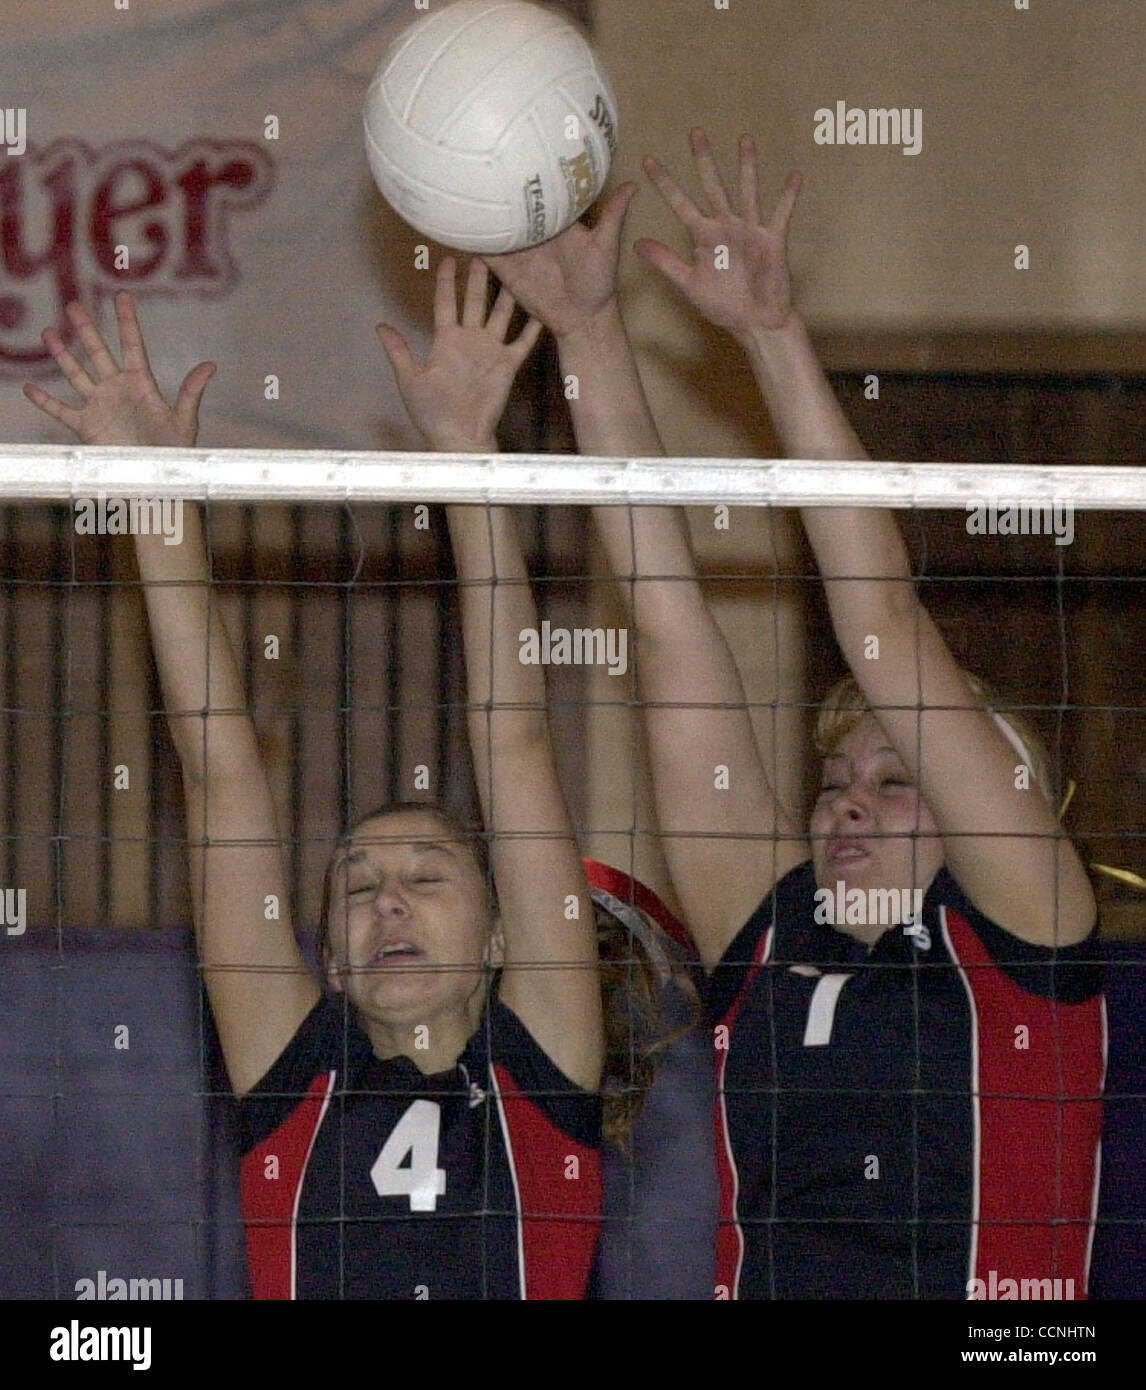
814;672;1055;801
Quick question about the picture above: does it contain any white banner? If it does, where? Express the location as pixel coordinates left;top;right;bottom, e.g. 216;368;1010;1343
0;0;452;450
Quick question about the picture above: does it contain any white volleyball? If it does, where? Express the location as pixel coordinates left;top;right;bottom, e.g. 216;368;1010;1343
364;0;618;253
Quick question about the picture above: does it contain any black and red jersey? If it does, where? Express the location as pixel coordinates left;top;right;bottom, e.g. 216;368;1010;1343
707;861;1105;1300
237;984;601;1299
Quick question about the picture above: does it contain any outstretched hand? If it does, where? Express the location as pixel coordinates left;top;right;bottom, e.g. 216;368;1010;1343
636;128;802;341
377;257;542;453
480;182;639;342
23;291;216;447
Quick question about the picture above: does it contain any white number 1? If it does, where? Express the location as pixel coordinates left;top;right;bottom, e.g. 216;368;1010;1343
370;1099;447;1211
802;972;853;1047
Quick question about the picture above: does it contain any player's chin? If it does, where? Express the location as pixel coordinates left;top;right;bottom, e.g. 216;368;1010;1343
356;962;436;992
344;961;427;996
355;962;476;1002
814;851;875;887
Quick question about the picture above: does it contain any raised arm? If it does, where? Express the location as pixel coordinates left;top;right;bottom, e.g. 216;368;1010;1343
25;293;319;1094
645;130;1094;948
483;188;804;969
377;258;602;1088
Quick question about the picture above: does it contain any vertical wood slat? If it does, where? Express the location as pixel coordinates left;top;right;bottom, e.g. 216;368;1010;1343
290;506;304;923
52;506;66;931
12;508;61;929
98;521;112;927
2;509;13;892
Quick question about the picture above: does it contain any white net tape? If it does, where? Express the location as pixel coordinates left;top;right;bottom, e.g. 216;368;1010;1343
1;445;1144;507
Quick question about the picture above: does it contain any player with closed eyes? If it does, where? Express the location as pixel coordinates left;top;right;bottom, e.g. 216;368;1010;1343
486;128;1104;1300
26;277;603;1300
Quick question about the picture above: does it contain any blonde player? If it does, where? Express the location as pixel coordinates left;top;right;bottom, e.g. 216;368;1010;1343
487;130;1104;1300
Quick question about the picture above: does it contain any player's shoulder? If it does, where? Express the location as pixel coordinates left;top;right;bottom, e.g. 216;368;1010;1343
472;986;602;1154
483;980;554;1071
242;992;370;1102
926;866;1103;1004
484;981;602;1108
726;858;819;957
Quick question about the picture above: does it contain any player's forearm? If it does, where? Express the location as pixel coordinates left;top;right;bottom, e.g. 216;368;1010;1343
556;299;665;459
560;303;727;645
543;290;710;641
800;504;917;674
446;503;548;751
591;500;712;653
741;314;917;646
739;312;868;464
133;508;261;789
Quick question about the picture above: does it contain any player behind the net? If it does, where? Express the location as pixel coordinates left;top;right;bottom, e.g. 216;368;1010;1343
487;129;1105;1300
24;277;603;1300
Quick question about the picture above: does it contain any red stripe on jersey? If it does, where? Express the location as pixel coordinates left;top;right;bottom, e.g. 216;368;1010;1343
239;1071;335;1300
943;909;1104;1297
490;1061;601;1300
582;859;695;956
713;924;774;1300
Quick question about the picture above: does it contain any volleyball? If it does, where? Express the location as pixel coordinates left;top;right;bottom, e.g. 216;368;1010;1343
363;0;618;253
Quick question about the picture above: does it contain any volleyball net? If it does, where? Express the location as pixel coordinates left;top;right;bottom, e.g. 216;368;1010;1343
0;448;1143;1301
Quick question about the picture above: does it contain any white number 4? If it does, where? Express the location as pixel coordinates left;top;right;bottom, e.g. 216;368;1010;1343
370;1099;447;1211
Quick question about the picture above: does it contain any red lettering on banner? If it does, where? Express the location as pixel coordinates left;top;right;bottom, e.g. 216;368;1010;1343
0;139;273;375
92;159;169;278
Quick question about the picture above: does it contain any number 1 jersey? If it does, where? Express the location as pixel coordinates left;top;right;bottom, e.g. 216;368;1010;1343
237;987;602;1299
707;861;1104;1300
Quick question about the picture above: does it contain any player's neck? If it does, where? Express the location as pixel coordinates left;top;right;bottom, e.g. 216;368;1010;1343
362;992;487;1075
837;921;893;950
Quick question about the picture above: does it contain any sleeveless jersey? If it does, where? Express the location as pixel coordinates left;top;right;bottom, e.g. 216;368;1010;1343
237;987;601;1299
707;861;1105;1300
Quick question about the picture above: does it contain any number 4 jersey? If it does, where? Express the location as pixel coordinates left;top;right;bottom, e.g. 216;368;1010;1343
237;986;602;1299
